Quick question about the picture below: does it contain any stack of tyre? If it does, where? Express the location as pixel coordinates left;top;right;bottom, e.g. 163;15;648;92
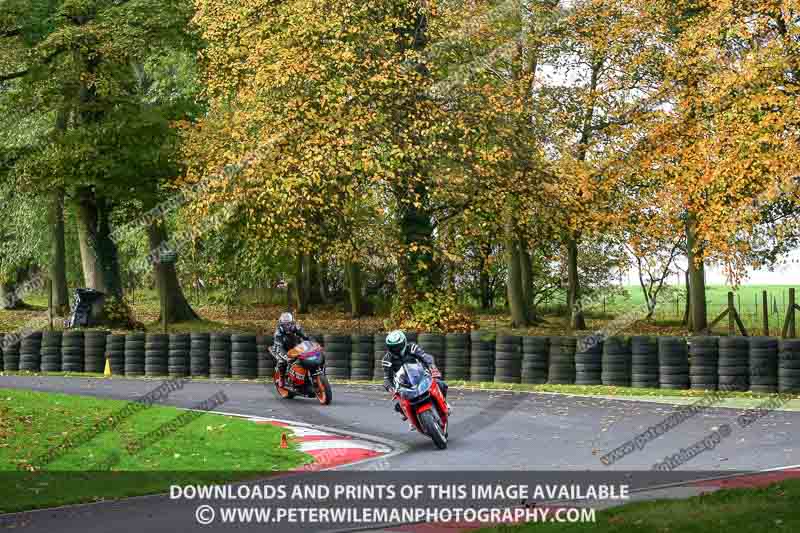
494;335;521;383
2;336;19;371
190;333;211;378
257;334;274;378
444;333;469;381
323;334;351;380
168;333;191;378
107;334;126;375
601;336;631;386
41;331;63;372
124;332;145;376
575;336;602;385
749;336;778;393
631;336;658;388
62;331;84;373
778;339;800;393
521;336;548;384
20;331;42;372
145;334;169;377
231;333;258;379
548;336;576;384
688;336;719;390
350;334;373;381
469;331;495;382
658;337;689;389
230;334;257;379
209;333;232;379
718;337;749;391
419;333;445;375
84;330;109;373
373;333;387;380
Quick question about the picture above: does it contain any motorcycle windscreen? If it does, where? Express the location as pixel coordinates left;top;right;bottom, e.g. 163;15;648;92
397;363;432;399
288;341;320;359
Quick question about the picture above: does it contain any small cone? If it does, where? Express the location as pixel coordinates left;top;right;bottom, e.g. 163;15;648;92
280;432;288;449
104;357;112;378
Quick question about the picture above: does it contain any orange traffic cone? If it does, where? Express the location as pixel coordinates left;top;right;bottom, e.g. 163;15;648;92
280;433;288;449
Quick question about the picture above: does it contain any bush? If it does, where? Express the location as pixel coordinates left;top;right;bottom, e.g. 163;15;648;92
394;292;477;333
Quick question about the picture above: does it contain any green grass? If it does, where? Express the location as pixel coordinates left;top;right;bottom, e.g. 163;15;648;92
479;479;800;533
599;284;796;334
0;388;310;513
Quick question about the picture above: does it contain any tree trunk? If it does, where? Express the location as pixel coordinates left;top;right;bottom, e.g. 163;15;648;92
74;188;122;298
318;261;329;304
49;188;69;315
682;270;692;328
398;194;439;300
347;260;362;318
686;212;707;333
302;253;313;306
566;235;587;330
147;221;200;323
478;257;491;310
0;268;26;310
505;214;528;328
520;242;535;321
295;254;307;313
308;256;324;304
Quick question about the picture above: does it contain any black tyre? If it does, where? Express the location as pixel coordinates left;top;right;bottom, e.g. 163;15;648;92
418;409;447;450
315;374;333;405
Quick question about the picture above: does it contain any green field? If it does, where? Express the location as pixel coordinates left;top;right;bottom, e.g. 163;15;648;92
584;284;797;336
0;388;309;512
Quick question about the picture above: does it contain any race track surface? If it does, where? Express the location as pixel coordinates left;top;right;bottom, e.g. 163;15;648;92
1;375;799;532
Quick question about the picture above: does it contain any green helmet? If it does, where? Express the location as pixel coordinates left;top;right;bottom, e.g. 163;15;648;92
386;330;407;357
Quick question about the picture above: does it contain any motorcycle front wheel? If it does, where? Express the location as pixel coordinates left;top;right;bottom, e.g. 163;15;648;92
315;374;333;405
418;409;447;450
274;369;295;399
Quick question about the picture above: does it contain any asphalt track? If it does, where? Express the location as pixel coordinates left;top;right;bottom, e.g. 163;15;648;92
2;375;800;532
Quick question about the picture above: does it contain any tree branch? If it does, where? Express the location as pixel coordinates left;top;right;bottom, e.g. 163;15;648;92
0;47;67;82
0;28;22;38
0;68;29;82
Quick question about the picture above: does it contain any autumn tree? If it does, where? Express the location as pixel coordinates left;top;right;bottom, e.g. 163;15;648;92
0;0;200;322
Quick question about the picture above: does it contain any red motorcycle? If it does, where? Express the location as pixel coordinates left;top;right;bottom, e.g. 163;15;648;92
393;362;449;449
271;341;333;405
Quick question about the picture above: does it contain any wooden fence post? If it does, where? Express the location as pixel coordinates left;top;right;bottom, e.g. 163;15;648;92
762;290;769;336
728;292;735;336
782;288;796;339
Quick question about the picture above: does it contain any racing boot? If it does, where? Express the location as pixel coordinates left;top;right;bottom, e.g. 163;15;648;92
277;362;287;389
394;402;415;431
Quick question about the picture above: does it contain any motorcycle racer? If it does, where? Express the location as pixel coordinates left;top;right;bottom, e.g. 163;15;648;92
382;330;451;429
272;312;310;388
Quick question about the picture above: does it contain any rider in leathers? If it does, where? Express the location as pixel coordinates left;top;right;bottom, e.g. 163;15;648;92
272;312;309;388
382;330;451;429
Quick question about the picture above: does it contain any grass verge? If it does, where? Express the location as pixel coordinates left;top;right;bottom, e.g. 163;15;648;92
0;388;310;513
479;478;800;533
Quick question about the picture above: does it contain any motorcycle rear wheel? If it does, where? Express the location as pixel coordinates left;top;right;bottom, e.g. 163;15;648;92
419;409;447;450
315;374;333;405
